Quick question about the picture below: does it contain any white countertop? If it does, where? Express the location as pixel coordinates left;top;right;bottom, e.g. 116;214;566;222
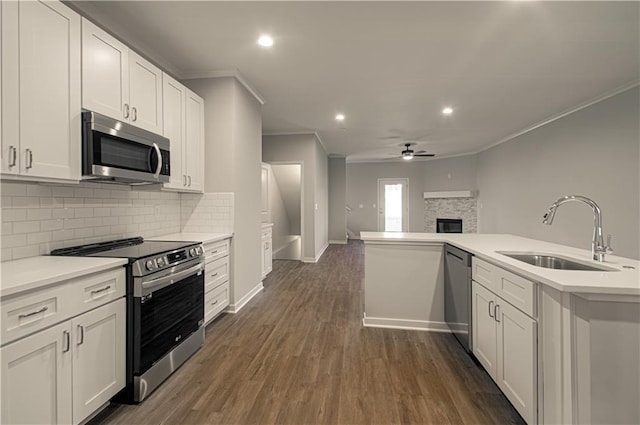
360;232;640;296
1;256;128;298
261;222;274;228
148;232;233;245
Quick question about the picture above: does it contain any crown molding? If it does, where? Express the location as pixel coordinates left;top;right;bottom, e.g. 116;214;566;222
475;80;639;155
181;69;265;105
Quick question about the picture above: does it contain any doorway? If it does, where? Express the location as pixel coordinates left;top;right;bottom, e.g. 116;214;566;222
270;163;303;261
377;178;409;232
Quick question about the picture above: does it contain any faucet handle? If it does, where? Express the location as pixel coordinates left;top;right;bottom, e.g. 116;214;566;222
605;234;614;254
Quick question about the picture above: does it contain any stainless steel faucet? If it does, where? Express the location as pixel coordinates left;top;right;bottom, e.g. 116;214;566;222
542;195;613;262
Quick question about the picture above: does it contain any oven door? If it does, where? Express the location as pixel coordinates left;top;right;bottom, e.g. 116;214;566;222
132;261;204;375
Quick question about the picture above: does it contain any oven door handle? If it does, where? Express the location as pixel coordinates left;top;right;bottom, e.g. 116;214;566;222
141;262;203;294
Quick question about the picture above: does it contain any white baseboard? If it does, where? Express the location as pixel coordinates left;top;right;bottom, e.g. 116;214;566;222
225;282;263;314
302;242;329;263
349;235;361;240
329;240;347;245
362;316;451;333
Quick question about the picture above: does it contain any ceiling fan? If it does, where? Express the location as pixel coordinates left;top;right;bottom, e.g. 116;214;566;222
387;143;435;160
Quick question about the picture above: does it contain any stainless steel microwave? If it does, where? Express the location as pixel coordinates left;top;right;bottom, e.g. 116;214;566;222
82;111;170;184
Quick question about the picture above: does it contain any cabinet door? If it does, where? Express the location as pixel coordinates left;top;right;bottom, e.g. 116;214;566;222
184;90;205;192
265;238;272;275
18;0;81;180
1;0;20;175
261;238;267;278
82;18;129;122
472;281;497;379
1;321;72;425
496;300;537;425
129;51;163;134
71;299;125;424
261;164;270;221
162;73;186;190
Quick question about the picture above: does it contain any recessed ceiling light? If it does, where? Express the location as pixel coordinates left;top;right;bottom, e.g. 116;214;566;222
257;35;273;48
442;107;454;115
335;114;345;121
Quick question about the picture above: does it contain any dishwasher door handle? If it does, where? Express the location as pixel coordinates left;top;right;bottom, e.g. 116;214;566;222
446;250;464;262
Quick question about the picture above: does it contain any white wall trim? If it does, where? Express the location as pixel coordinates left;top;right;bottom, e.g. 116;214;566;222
329;240;347;245
423;190;476;199
225;282;263;314
302;241;329;263
362;316;451;333
182;68;266;105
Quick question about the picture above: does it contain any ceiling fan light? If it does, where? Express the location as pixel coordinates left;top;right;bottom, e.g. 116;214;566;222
402;154;413;160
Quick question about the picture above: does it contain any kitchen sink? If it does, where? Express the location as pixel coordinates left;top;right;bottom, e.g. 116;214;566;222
497;252;617;271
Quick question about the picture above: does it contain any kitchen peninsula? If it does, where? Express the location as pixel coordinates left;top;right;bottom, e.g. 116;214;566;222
361;232;640;425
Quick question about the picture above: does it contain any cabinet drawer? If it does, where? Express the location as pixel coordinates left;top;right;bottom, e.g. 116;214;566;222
495;267;536;318
204;282;229;324
473;257;536;317
72;268;125;314
205;257;229;292
261;227;272;240
1;283;74;346
473;257;498;291
204;239;229;264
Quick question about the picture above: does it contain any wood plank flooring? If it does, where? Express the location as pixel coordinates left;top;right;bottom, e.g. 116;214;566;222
89;241;525;425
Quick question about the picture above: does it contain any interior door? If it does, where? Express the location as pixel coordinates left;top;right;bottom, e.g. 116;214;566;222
377;178;409;232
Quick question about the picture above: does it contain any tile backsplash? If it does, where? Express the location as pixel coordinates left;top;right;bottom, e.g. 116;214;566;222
1;181;234;262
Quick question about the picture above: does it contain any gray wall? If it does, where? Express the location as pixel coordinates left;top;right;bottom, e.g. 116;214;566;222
328;157;347;243
263;134;329;261
186;77;263;305
346;156;476;236
314;140;329;255
477;87;639;259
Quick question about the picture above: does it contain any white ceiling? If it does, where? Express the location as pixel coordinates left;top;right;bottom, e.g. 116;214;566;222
71;1;639;162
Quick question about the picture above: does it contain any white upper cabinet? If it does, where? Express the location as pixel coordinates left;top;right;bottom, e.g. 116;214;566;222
81;18;129;122
162;72;204;193
129;51;163;134
82;19;163;134
1;0;81;182
185;90;204;192
162;73;186;190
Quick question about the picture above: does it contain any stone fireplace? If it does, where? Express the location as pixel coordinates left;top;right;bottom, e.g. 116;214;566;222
423;191;478;233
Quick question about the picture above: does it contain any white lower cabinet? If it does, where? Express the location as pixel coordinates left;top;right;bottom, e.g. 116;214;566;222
203;238;231;325
1;321;73;425
1;298;125;425
71;299;126;423
473;280;537;424
261;226;273;279
1;267;126;425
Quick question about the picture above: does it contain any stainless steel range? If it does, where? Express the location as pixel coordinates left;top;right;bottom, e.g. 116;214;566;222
52;237;205;403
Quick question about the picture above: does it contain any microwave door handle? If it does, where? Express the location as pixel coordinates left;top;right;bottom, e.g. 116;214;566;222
152;143;162;179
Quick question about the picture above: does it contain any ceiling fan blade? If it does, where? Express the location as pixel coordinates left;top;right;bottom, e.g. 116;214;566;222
383;156;403;160
414;153;435;157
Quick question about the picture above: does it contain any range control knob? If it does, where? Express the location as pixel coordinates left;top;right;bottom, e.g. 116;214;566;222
156;257;165;267
145;260;155;271
189;248;196;257
195;246;203;256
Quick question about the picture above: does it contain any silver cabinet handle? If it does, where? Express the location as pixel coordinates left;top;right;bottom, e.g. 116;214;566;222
183;175;187;186
124;103;130;118
25;149;33;169
494;304;500;323
8;145;17;167
91;285;111;296
62;330;70;353
152;143;162;179
188;175;192;187
488;300;494;318
211;250;218;254
211;272;218;278
77;325;84;345
132;106;137;121
18;305;48;319
211;300;218;306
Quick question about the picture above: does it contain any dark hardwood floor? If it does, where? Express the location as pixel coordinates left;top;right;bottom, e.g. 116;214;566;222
90;241;525;425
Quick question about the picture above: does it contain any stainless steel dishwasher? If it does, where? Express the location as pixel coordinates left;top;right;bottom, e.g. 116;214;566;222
444;244;473;352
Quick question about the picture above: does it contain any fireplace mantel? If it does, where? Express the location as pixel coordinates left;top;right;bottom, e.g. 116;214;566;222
423;190;476;199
